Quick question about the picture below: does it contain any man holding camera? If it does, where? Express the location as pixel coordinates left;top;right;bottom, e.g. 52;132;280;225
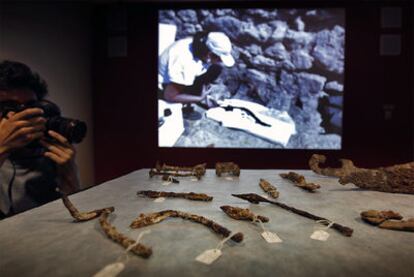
0;60;80;218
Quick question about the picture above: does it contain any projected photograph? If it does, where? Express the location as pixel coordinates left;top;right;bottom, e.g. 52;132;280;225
158;8;345;149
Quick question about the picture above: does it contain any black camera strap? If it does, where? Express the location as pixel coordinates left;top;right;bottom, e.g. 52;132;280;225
7;160;16;215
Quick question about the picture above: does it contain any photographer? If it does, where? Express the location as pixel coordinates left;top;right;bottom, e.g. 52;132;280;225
158;31;235;103
0;60;80;218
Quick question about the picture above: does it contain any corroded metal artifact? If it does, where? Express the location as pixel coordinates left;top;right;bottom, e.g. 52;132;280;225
379;219;414;232
309;154;357;178
259;178;279;199
360;210;402;225
130;210;244;242
158;161;207;177
99;210;152;258
137;190;213;201
232;193;353;237
279;172;320;192
215;162;240;177
360;210;414;232
220;205;269;223
309;154;414;194
149;161;207;180
61;192;114;222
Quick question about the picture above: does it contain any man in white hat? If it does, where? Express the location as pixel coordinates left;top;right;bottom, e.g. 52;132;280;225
158;31;235;104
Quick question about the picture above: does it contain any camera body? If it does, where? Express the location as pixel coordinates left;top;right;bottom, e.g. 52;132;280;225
0;100;87;144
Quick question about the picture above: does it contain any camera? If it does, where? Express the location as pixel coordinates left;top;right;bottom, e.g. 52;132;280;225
0;100;87;144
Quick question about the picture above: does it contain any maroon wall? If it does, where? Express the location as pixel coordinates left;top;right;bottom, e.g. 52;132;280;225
93;1;413;184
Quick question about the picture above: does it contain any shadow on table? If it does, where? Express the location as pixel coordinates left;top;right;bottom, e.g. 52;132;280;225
40;218;76;224
328;188;369;192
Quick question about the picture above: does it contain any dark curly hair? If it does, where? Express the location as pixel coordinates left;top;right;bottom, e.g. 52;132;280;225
0;60;48;100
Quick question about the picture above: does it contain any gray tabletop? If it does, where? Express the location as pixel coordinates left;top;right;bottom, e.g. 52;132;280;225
0;169;413;277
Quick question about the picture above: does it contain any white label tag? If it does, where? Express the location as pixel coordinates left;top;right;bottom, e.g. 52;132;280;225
191;178;198;182
261;231;282;243
310;230;330;241
261;194;270;199
93;262;125;277
195;249;222;265
161;181;171;186
154;197;166;203
225;177;234;181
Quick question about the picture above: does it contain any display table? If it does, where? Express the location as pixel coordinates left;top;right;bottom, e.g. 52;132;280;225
0;169;413;277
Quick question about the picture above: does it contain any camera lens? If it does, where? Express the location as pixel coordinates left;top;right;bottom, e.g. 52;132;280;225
46;116;87;144
19;100;87;144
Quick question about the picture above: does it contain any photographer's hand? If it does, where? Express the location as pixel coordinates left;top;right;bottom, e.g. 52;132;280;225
0;108;46;166
40;130;80;194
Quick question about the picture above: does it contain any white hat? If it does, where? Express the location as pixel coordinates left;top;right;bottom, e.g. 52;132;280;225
205;32;235;67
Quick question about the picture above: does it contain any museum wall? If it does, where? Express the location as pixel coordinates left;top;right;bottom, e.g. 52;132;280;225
1;1;411;185
0;2;95;188
92;1;413;184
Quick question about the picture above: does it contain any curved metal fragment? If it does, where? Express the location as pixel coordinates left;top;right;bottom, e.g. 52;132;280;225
130;210;244;243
